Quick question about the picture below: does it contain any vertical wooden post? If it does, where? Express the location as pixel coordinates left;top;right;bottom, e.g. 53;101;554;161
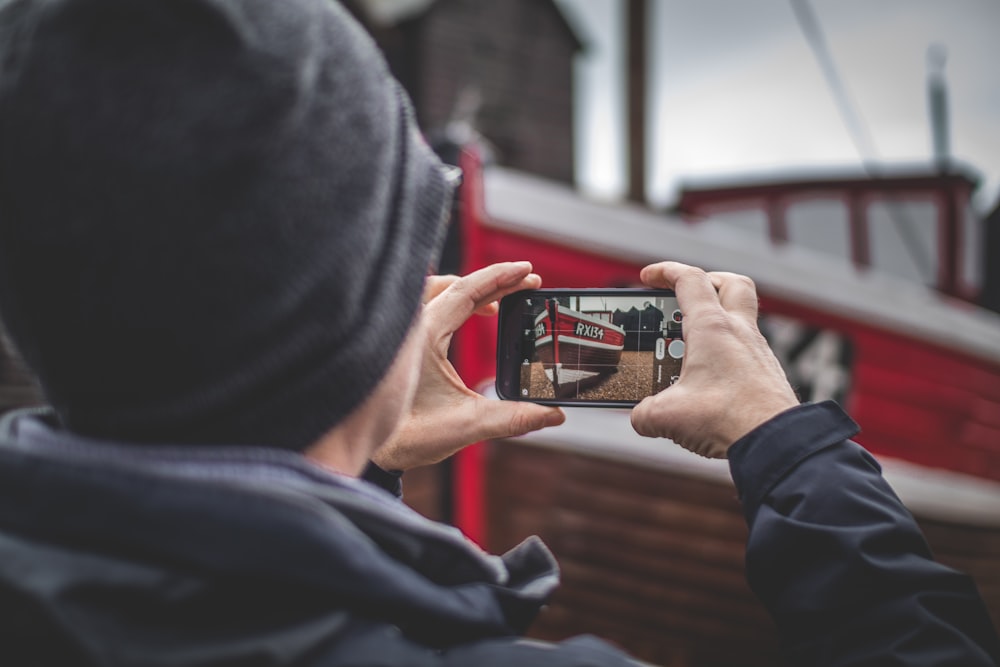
939;183;959;297
848;192;871;269
451;146;491;546
627;0;647;204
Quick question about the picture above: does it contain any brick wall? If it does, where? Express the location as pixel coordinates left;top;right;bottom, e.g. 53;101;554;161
355;0;579;184
423;0;577;183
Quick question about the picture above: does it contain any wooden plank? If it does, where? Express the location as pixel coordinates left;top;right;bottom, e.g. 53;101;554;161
487;440;1000;666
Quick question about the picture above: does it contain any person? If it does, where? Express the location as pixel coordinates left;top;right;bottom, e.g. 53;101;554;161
0;0;995;665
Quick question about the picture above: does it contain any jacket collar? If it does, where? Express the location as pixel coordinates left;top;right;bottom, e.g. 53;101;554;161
0;408;559;648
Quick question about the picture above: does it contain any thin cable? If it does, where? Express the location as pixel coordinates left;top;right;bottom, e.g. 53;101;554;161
789;0;935;281
789;0;880;167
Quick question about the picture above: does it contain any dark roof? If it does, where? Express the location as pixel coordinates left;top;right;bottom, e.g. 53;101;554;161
680;160;981;192
676;161;982;210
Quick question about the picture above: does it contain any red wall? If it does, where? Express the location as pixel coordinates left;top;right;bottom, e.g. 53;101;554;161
450;152;1000;543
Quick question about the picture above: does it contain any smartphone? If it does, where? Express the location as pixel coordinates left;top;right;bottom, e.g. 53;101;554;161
496;288;684;407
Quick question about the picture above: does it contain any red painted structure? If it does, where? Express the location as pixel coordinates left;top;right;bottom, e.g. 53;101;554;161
676;167;982;301
450;147;1000;545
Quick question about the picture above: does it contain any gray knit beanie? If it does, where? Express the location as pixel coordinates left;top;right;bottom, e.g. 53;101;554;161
0;0;453;449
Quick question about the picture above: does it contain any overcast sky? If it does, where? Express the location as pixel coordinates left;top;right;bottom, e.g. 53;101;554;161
554;0;1000;214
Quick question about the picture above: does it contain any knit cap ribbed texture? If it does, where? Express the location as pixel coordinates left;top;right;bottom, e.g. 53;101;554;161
0;0;452;449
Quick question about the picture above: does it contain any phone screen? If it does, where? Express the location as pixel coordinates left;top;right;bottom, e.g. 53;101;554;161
497;290;684;406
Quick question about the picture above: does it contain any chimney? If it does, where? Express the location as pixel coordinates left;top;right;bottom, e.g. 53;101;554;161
927;44;950;172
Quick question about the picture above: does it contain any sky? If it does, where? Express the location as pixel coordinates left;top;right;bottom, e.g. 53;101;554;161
553;0;1000;214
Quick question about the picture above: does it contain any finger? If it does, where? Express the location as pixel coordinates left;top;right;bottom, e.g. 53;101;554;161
640;262;722;322
639;260;689;288
425;277;500;316
423;275;459;304
475;301;500;317
459;262;540;308
709;272;760;323
426;262;539;333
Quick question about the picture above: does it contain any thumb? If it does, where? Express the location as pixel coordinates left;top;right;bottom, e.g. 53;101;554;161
476;401;566;442
630;391;678;440
631;396;662;439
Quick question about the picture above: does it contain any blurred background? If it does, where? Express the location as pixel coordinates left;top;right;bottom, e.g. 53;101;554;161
1;2;998;665
563;0;1000;214
336;2;1000;665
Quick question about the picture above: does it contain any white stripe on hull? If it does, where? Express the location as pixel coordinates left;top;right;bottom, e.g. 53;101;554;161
544;364;600;386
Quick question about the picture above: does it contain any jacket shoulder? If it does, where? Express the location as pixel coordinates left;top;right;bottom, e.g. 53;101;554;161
316;623;644;666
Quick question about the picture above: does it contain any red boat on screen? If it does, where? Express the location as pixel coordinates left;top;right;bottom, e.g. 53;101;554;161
534;299;626;397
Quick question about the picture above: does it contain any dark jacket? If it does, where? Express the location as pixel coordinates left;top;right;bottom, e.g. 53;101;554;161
730;401;999;665
0;403;995;666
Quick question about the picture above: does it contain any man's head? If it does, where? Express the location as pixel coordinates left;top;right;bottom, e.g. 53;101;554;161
0;0;452;450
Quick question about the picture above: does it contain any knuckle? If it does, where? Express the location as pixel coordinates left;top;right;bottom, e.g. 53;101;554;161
507;410;537;436
680;266;710;282
700;309;732;331
444;275;481;310
735;274;756;292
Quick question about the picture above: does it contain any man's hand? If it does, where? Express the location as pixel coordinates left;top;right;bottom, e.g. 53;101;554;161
372;262;565;471
630;262;799;458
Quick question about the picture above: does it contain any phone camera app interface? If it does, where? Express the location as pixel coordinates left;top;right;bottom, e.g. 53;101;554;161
518;295;683;402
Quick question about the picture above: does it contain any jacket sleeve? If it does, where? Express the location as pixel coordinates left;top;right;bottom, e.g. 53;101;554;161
361;461;404;499
728;401;1000;666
